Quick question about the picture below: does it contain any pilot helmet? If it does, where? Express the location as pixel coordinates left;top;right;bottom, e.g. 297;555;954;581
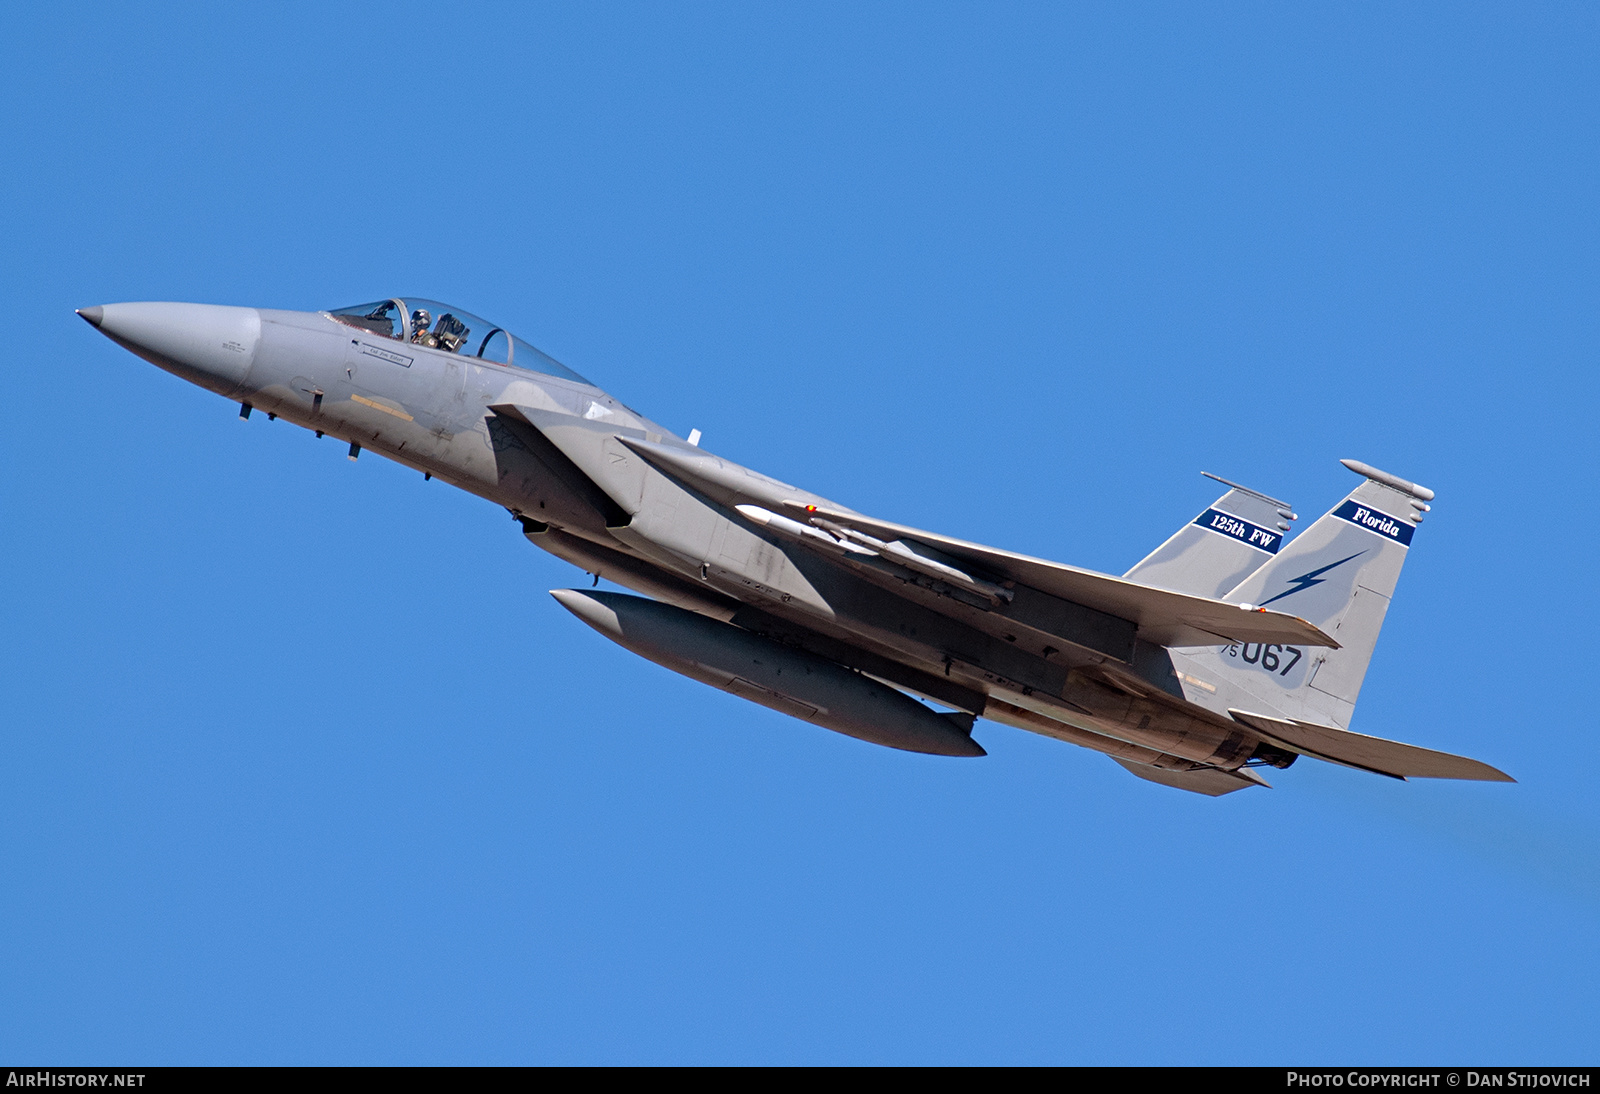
411;309;432;334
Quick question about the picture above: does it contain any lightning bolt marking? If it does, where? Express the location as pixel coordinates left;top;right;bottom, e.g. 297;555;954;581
1258;551;1365;607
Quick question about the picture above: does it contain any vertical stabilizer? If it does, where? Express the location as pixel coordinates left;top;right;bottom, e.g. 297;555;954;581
1170;461;1433;729
1123;473;1297;598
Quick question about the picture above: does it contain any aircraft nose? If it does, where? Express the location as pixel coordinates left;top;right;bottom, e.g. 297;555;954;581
79;301;261;397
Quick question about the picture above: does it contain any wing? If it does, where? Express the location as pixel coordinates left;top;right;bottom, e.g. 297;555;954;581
770;498;1335;649
608;432;1337;651
490;412;1336;662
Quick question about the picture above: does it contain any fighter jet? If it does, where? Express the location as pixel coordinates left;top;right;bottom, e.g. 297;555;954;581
77;297;1512;795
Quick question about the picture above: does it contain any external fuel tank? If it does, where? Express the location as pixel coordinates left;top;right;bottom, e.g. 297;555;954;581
550;589;985;757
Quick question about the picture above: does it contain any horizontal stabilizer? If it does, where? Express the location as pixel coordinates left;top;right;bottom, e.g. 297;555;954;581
1112;757;1268;796
779;502;1338;650
1228;709;1514;782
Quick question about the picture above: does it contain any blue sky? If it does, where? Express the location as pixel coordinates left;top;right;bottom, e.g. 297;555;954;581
2;2;1597;1064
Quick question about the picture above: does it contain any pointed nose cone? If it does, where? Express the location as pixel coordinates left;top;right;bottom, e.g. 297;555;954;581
80;302;261;397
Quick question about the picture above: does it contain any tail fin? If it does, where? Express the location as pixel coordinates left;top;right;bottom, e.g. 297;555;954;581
1124;473;1297;598
1173;460;1434;729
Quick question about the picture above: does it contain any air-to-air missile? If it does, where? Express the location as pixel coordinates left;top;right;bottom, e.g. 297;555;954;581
79;297;1511;795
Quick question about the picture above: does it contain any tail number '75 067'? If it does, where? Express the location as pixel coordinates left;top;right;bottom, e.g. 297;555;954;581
1223;643;1302;676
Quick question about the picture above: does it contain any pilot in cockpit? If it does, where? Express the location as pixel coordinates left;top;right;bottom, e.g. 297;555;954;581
410;309;470;353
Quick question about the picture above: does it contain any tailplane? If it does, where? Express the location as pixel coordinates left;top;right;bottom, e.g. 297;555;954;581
1227;709;1512;781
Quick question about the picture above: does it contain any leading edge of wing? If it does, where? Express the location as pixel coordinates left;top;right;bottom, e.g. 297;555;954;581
778;502;1338;650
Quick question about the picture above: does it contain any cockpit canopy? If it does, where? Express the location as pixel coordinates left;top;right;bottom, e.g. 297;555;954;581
326;298;588;384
